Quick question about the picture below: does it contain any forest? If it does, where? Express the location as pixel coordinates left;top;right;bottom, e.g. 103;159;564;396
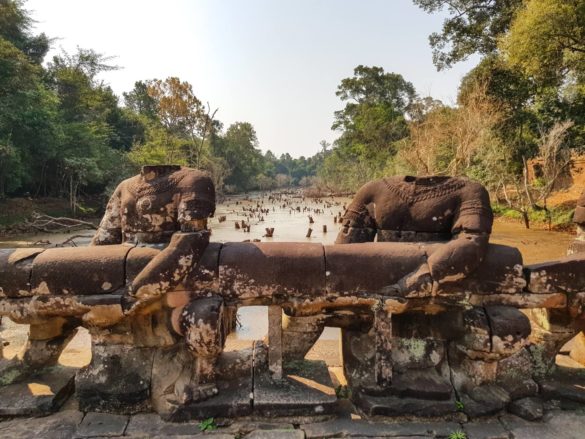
1;0;584;227
0;0;325;206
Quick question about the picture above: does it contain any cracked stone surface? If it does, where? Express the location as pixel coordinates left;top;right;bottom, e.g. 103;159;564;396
463;419;509;439
0;409;83;439
301;418;460;438
0;408;582;438
75;412;129;437
246;430;305;439
0;365;76;416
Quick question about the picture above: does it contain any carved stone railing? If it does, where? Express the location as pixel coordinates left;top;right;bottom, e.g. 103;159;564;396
0;242;584;420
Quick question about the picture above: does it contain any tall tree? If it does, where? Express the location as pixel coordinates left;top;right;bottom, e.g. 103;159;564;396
458;55;537;159
123;80;158;120
413;0;523;70
501;0;585;85
216;122;264;190
321;66;417;190
0;1;57;197
333;66;416;156
44;49;132;211
146;77;215;167
0;38;57;197
0;0;49;64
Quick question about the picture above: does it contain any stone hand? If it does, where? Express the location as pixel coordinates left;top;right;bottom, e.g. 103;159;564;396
379;263;433;297
124;230;210;316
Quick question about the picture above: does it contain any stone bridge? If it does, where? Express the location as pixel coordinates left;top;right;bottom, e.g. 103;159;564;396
1;239;584;421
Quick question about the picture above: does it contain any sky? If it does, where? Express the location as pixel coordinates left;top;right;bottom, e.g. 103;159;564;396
26;0;479;158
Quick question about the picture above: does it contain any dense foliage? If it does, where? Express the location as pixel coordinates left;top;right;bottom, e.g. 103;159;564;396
319;0;585;228
0;0;322;207
2;0;584;229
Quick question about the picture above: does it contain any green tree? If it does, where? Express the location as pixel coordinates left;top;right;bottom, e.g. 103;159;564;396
123;80;158;120
128;124;189;166
413;0;523;70
501;0;585;85
44;48;133;211
333;66;415;155
0;32;57;197
0;0;49;64
334;65;416;129
0;1;56;198
215;122;264;191
321;65;416;190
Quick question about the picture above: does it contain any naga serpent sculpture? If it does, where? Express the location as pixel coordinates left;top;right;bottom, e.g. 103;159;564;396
0;166;584;419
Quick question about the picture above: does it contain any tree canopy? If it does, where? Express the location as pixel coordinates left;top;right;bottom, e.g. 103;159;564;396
2;0;585;229
413;0;522;70
0;0;323;206
501;0;585;85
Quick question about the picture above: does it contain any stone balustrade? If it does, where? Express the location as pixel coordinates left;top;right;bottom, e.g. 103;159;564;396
1;241;585;420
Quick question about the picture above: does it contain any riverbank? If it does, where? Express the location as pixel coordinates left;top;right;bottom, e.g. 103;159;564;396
493;204;577;232
1;189;581;238
0;197;101;236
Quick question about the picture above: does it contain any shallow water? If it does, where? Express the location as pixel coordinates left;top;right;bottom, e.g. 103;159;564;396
0;191;578;365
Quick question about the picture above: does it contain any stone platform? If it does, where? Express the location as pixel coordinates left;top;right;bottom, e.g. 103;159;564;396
1;404;584;438
1;340;585;438
0;365;76;416
170;346;337;421
0;341;339;421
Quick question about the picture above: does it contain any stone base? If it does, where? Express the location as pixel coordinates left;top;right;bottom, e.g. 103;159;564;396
354;391;458;418
460;384;510;418
540;368;585;406
161;344;256;421
159;342;337;420
254;359;338;417
391;368;452;400
76;344;155;414
163;376;253;422
353;367;456;418
0;365;75;416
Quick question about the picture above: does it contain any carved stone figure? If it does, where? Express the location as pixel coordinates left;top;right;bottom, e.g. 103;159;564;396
92;164;214;308
337;176;493;290
279;175;538;414
283;176;494;362
90;164;222;403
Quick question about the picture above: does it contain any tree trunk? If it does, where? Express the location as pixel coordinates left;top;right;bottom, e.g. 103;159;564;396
522;210;530;229
522;156;536;208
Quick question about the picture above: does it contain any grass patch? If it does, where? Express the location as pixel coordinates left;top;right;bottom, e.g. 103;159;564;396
492;203;575;229
198;417;217;432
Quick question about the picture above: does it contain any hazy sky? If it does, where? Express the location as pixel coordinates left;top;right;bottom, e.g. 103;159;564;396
26;0;478;157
